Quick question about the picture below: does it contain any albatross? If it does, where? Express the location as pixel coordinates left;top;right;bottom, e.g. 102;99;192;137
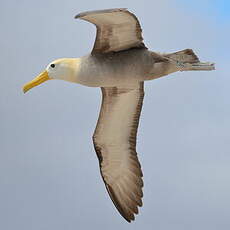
23;8;215;222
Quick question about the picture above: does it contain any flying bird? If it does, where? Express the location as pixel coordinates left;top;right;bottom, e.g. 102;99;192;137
23;8;215;222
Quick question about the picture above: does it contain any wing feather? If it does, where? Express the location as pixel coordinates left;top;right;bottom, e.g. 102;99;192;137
93;82;144;222
75;8;146;54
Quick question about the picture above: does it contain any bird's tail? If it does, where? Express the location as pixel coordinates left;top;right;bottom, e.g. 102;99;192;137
164;49;215;71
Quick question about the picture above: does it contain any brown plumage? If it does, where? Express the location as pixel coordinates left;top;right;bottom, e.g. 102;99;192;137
93;83;144;222
72;8;214;222
75;8;146;54
22;6;215;223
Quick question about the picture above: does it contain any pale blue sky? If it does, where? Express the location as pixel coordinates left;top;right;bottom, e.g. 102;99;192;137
0;1;229;229
179;0;230;17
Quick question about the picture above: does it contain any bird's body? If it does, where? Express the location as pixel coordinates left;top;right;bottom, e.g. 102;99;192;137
50;48;175;88
78;49;151;87
49;48;210;88
23;8;215;222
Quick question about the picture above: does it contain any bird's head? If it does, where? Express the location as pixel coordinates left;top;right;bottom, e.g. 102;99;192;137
23;58;79;93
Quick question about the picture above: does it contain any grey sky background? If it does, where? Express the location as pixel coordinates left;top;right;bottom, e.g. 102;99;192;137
1;0;229;229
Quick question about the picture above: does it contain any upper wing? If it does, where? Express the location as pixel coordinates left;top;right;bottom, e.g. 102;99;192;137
93;82;144;222
75;8;146;54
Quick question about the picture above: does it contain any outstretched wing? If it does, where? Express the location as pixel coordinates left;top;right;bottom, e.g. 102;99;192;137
93;82;144;222
75;8;146;54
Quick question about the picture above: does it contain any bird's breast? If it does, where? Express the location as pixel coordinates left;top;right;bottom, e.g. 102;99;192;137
76;50;154;87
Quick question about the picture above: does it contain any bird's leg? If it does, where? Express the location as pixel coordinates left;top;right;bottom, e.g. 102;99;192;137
177;61;215;71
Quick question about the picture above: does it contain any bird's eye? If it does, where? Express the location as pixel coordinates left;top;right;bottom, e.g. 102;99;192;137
50;64;55;68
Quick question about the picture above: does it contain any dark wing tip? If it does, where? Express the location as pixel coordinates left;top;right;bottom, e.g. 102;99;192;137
74;8;128;19
105;183;143;223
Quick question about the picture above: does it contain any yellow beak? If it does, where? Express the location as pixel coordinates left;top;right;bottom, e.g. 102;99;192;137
23;70;51;93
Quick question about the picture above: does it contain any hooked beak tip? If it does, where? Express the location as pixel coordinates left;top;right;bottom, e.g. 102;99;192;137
22;70;50;94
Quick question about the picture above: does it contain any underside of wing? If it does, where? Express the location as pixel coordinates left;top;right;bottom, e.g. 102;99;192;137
75;8;146;54
93;82;145;222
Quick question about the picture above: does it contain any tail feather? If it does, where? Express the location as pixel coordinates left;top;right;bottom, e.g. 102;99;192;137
165;49;215;71
164;49;200;63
